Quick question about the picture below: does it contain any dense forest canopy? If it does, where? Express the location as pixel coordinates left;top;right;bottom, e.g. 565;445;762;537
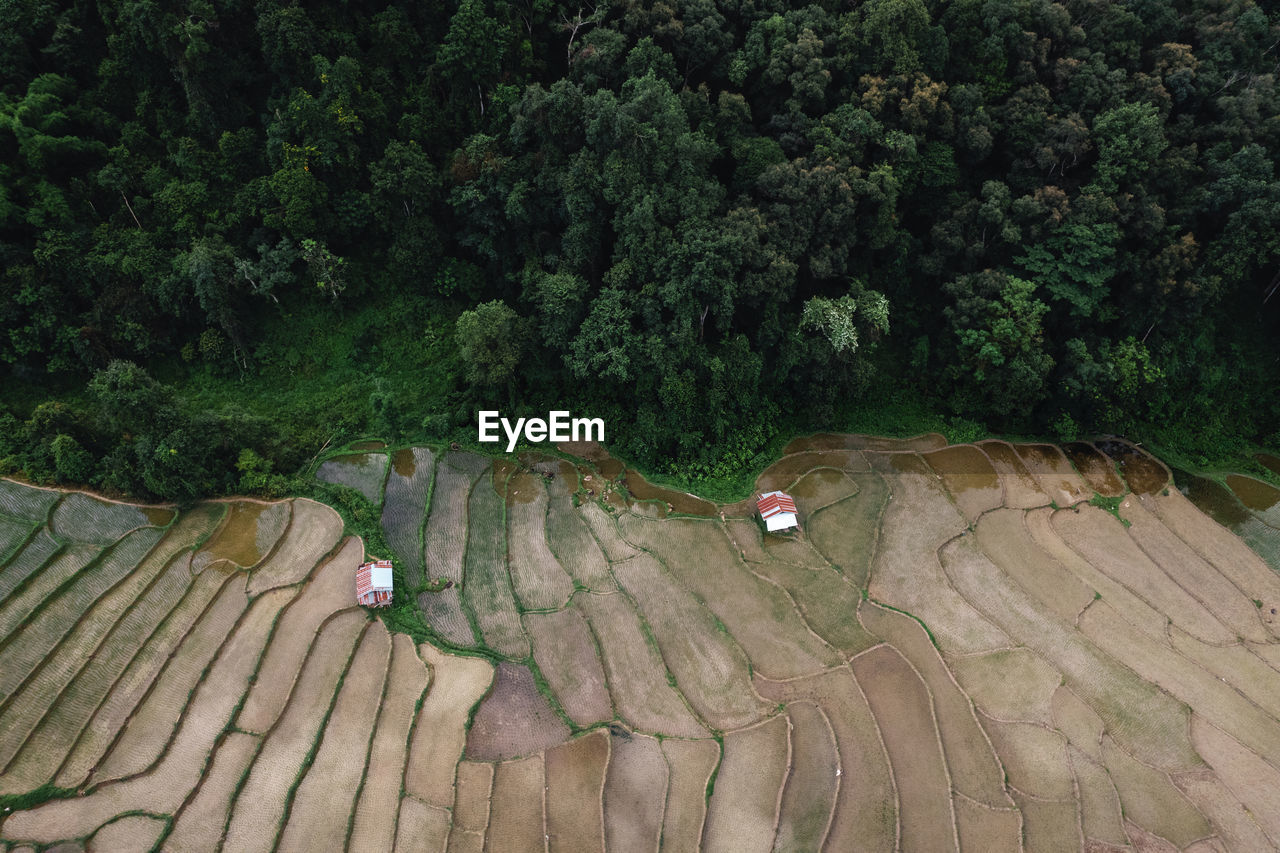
2;0;1279;499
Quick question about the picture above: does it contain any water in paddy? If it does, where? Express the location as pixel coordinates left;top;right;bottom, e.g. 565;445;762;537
1094;440;1168;495
350;440;386;451
1172;470;1251;530
200;502;272;568
143;506;176;526
621;470;717;517
787;468;849;500
391;448;417;478
1257;453;1280;477
505;471;541;505
1225;474;1280;513
1063;442;1125;496
921;445;999;493
490;459;519;498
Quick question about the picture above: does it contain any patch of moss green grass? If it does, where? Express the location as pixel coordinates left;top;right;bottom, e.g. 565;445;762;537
1088;492;1131;528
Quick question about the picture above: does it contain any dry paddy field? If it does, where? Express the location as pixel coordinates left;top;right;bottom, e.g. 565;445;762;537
7;432;1280;850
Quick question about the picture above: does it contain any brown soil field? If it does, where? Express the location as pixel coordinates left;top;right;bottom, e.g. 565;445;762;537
462;471;529;659
89;575;250;784
772;702;838;852
613;553;765;730
545;731;609;852
603;731;668;853
1014;443;1092;506
619;515;842;678
577;591;708;737
1012;790;1080;853
315;451;388;502
381;446;436;587
953;797;1021;853
851;644;957;852
450;760;493;834
701;714;791;853
1169;627;1280;719
544;466;616;591
1174;767;1276;852
1189;715;1280;844
243;500;341;593
349;633;432;853
622;469;717;517
981;716;1073;800
277;623;391;852
576;500;638;562
786;466;858;516
236;536;363;733
423;454;476;586
524;607;612;727
486;754;546;853
1102;735;1210;846
221;612;368;853
950;648;1060;725
786;471;888;587
1068;745;1127;846
1051;685;1107;761
659;737;720;852
394;796;451;853
754;666;896;852
783;432;947;453
0;543;98;643
191;500;286;575
868;452;1011;654
0;479;60;522
978;440;1050;508
49;493;152;545
506;472;575;611
976;508;1096;623
754;450;854;494
86;814;166;852
404;643;494;808
859;601;1009;808
922;444;1003;522
1095;439;1170;495
466;661;571;761
164;731;260;852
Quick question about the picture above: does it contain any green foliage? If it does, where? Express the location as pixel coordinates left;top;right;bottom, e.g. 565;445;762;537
1088;493;1130;527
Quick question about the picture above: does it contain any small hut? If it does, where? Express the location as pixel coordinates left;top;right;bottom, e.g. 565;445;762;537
757;490;799;532
357;559;393;607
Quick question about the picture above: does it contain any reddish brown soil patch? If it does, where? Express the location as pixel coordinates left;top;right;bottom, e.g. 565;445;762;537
465;662;571;761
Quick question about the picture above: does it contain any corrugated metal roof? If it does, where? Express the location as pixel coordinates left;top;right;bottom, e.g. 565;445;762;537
357;559;393;606
757;491;798;518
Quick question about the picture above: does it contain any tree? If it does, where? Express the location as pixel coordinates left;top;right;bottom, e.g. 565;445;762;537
455;300;530;400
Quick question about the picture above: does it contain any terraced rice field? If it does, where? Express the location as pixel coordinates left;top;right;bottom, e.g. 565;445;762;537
8;431;1280;850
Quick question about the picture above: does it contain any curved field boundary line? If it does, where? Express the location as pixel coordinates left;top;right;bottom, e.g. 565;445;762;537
1065;744;1127;847
772;701;840;852
977;712;1074;801
659;736;720;852
484;753;546;852
1101;734;1210;846
0;551;204;793
1173;766;1276;852
506;472;574;612
246;500;293;572
162;731;260;852
603;730;668;853
223;612;370;853
1189;715;1280;845
55;567;235;789
0;516;36;570
523;607;613;728
0;479;63;524
701;713;792;853
545;730;610;851
245;500;343;595
0;529;61;616
461;464;528;659
351;632;431;853
394;794;452;852
0;585;295;843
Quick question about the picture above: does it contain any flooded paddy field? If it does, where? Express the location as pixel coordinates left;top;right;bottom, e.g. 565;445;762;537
5;433;1280;850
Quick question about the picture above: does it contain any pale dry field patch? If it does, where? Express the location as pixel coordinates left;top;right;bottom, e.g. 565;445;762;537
244;499;340;593
577;591;708;738
941;534;1201;772
2;586;295;843
524;607;612;727
1173;767;1277;852
506;472;574;611
980;715;1073;800
277;623;391;852
1013;443;1091;506
88;575;249;785
975;508;1096;623
1189;715;1280;843
465;661;570;761
86;814;166;852
773;702;838;852
0;479;60;522
165;731;259;852
576;500;638;562
950;648;1060;725
613;553;765;730
618;515;841;678
222;612;367;853
1050;685;1106;762
545;731;608;852
753;666;895;852
486;754;546;853
394;796;451;853
1012;790;1080;853
659;737;719;853
1055;505;1235;644
0;543;98;643
702;714;790;853
421;457;480;646
851;644;957;853
603;731;668;853
953;797;1021;853
805;471;888;588
1169;627;1280;719
544;463;615;591
450;760;493;835
0;528;60;605
1102;735;1210;847
1067;745;1127;847
922;444;1003;522
404;643;494;808
867;452;1011;654
350;632;432;853
236;536;363;733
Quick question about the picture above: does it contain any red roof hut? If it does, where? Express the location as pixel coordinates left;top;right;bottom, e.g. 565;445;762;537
357;559;393;607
